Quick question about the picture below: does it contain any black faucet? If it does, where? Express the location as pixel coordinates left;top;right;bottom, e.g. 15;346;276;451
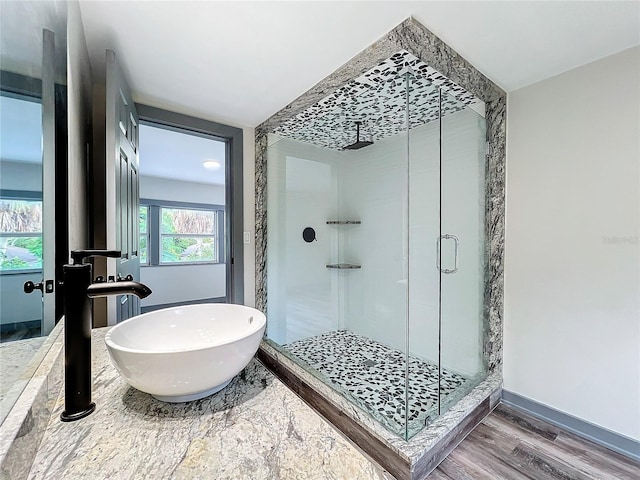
60;249;151;422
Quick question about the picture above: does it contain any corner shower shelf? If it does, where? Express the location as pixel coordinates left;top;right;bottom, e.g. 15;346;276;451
326;220;361;225
326;263;361;269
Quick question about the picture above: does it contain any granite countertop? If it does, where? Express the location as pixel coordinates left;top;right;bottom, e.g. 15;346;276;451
0;337;46;405
28;329;392;480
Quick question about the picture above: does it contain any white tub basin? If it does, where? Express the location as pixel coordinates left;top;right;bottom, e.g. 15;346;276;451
104;303;266;402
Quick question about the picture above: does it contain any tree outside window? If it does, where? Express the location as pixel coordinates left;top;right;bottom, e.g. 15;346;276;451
160;208;217;264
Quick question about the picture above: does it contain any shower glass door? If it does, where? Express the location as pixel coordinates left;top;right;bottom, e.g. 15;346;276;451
264;67;487;441
406;73;487;438
439;90;488;411
406;72;442;439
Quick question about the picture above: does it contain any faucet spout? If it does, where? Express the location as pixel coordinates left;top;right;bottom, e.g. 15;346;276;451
60;249;153;422
87;280;152;299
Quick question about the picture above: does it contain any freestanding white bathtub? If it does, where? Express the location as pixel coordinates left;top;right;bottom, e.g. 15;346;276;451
104;303;266;402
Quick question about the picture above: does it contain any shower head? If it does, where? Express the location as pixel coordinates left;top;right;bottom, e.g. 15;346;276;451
343;121;373;150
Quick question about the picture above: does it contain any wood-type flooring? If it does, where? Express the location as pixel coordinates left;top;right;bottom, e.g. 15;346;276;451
427;404;639;480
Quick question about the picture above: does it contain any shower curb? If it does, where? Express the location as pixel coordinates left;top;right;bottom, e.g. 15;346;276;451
258;343;502;480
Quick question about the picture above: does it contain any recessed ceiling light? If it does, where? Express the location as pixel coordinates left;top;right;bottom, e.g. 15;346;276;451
203;160;221;170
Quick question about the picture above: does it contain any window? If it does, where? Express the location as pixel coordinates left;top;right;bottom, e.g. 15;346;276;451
160;207;217;263
139;205;148;264
0;198;43;272
140;200;224;266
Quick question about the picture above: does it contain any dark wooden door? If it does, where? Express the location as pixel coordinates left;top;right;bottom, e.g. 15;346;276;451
105;50;140;322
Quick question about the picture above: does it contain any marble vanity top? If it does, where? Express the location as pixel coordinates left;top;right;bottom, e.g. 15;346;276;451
27;329;392;479
0;337;46;405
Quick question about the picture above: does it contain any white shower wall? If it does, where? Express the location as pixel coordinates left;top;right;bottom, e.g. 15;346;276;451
338;133;411;354
439;109;486;377
340;108;485;376
266;136;342;344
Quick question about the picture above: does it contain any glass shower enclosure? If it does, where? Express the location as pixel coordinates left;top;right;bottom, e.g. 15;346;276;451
265;69;487;440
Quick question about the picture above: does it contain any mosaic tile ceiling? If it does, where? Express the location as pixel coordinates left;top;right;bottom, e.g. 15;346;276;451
274;50;484;150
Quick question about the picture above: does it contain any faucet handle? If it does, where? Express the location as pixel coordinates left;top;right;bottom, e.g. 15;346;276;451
71;250;122;265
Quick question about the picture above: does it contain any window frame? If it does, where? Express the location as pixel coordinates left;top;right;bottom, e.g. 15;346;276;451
141;198;225;267
0;189;44;275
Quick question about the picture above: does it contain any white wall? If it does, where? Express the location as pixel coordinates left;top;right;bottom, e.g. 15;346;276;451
504;46;640;441
0;273;42;327
266;137;341;343
140;175;225;205
339;133;409;353
242;127;256;307
0;161;42;192
139;175;226;307
140;264;226;306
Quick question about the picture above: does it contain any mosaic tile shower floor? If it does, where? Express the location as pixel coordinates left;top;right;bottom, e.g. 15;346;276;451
285;330;471;437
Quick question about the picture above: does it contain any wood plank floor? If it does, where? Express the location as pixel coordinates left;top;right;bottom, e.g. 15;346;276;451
427;404;639;480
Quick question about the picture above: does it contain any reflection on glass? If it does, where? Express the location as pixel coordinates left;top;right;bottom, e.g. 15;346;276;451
0;94;44;344
0;199;43;271
0;0;68;426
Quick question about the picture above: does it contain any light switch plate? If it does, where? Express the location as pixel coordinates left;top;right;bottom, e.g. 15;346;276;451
243;232;251;244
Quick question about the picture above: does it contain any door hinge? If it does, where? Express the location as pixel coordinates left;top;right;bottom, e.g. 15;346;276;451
485;141;492;158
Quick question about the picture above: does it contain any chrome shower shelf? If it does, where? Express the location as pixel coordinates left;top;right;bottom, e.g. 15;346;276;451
326;220;361;225
326;263;361;269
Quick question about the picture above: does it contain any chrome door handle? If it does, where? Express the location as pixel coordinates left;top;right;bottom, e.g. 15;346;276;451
436;234;459;274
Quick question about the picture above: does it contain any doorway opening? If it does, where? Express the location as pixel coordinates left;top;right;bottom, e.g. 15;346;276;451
136;106;243;312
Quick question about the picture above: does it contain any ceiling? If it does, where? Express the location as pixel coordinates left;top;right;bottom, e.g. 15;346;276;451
78;1;640;129
139;124;226;185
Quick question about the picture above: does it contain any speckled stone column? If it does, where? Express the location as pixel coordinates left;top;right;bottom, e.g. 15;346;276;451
254;131;268;313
